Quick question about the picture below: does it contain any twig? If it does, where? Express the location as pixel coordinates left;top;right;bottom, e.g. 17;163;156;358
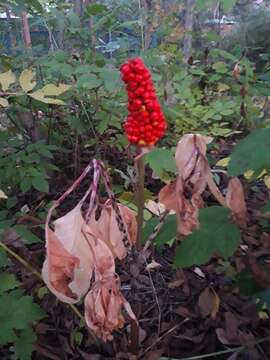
143;210;170;253
140;321;189;358
143;254;162;336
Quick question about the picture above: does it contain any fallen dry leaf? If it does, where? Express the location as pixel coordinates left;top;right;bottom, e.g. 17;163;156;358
198;287;220;319
168;279;185;289
226;177;247;226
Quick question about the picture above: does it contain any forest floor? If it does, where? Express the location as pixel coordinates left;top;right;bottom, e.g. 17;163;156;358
1;139;270;360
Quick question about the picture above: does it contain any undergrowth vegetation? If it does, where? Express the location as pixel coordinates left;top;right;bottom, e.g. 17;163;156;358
1;0;270;359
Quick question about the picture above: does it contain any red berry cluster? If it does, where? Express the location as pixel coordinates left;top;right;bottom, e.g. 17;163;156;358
120;58;167;147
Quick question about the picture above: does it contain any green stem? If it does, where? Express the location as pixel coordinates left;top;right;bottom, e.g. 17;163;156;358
135;155;145;248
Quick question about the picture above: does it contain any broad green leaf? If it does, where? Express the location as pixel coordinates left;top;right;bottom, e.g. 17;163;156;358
14;327;37;360
143;215;177;247
145;148;176;177
0;248;10;268
0;98;8;107
174;207;240;268
262;201;270;214
31;177;49;193
20;178;32;193
29;84;71;105
0;70;16;91
13;225;42;244
228;127;270;176
77;74;102;90
0;290;45;346
212;61;229;74
0;273;20;294
19;69;37;93
99;68;120;92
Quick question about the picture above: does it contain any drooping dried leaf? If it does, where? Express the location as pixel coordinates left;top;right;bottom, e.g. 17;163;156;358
82;223;115;277
175;134;213;182
87;201;136;260
84;275;132;342
158;134;213;235
43;227;80;301
158;182;178;211
42;203;93;303
226;177;247;226
198;287;220;319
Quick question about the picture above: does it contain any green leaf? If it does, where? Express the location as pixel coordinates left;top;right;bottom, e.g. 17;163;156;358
13;225;42;244
0;290;45;346
77;74;102;90
0;97;8;107
31;177;49;193
20;178;32;193
0;70;16;91
99;68;120;92
14;327;37;360
0;273;20;294
212;61;229;74
228;127;270;176
19;69;37;93
0;248;10;268
143;215;177;247
262;201;270;214
145;148;176;177
86;3;107;15
174;207;240;268
29;84;71;105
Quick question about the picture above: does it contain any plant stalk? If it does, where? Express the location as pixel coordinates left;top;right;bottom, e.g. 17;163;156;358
135;154;145;248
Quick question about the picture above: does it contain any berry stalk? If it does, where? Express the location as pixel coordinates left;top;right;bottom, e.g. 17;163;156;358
135;154;145;248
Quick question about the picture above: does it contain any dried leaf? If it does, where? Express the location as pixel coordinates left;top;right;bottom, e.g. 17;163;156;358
0;70;16;91
198;287;220;318
19;69;37;92
233;63;240;81
158;134;213;235
0;98;8;107
168;279;185;289
146;260;161;271
175;133;212;182
88;201;136;260
158;182;178;211
0;190;8;199
145;200;166;216
226;177;247;226
42;202;93;303
84;274;136;342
